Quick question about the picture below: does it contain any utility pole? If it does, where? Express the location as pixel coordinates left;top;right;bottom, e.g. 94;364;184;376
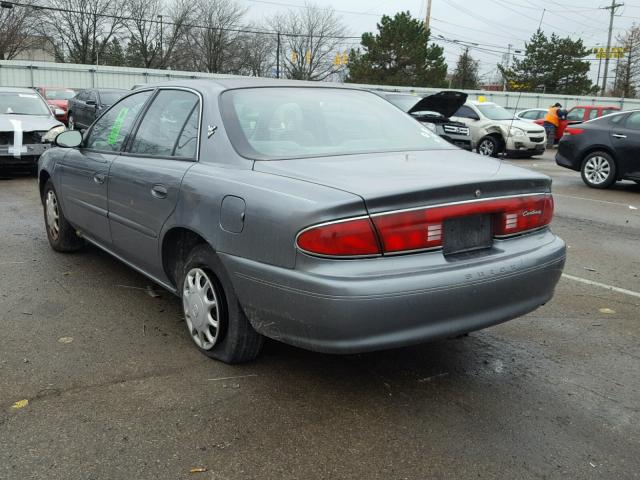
538;8;545;31
158;15;163;61
503;43;512;92
276;32;281;79
601;0;624;96
425;0;432;31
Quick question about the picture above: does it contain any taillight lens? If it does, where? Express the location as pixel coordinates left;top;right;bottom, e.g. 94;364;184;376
297;194;554;258
296;217;381;257
371;194;554;253
564;128;584;136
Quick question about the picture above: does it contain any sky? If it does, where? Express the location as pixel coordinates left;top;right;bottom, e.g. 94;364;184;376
242;0;640;86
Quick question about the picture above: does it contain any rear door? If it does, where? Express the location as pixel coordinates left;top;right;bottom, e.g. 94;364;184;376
107;88;201;276
610;111;640;179
58;90;153;245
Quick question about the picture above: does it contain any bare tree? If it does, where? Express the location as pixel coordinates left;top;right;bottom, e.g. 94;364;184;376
612;25;640;98
0;1;40;60
270;3;348;81
237;28;276;77
37;0;125;64
172;0;246;73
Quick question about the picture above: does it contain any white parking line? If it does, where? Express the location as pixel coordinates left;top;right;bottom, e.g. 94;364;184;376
562;274;640;299
554;193;638;209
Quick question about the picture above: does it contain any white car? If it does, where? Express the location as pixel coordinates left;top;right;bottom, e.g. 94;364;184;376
451;101;547;158
516;108;548;122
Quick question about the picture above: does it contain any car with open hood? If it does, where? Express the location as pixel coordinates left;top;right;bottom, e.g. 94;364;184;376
38;79;565;364
1;87;66;172
380;91;472;150
451;101;547;158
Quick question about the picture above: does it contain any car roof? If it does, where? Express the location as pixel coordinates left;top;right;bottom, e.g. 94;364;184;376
572;105;620;109
0;87;41;94
468;101;496;106
132;78;368;93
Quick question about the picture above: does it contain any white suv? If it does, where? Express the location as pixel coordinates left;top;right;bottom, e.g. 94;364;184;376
451;101;547;157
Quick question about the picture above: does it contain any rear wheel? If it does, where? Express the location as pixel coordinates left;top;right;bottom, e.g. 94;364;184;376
477;136;501;157
581;151;617;189
42;179;84;252
179;244;263;364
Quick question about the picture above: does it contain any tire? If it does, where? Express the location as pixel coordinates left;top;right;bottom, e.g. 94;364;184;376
580;151;617;189
67;114;75;130
477;136;501;157
42;179;84;252
178;244;264;364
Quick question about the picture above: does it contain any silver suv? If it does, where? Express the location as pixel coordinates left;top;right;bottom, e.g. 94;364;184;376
451;101;547;157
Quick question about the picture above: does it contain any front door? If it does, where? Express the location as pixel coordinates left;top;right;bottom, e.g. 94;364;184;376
107;88;201;277
611;111;640;179
59;90;153;246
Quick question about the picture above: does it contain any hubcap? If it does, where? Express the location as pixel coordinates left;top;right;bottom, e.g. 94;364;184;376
584;156;610;185
182;268;220;350
45;190;60;241
479;140;494;156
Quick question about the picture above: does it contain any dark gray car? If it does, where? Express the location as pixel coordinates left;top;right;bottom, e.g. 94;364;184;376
67;88;127;131
38;79;566;364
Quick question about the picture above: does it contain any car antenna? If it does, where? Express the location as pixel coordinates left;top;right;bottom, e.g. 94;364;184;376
501;90;524;161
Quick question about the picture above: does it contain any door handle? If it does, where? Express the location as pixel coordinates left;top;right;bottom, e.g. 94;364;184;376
612;133;627;139
93;173;106;184
151;184;168;199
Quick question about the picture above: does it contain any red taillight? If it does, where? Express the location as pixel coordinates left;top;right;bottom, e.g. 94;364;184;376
564;128;584;136
296;217;381;257
371;194;554;254
297;194;554;258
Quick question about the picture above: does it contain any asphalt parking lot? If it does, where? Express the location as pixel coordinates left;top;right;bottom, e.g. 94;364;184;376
1;150;639;480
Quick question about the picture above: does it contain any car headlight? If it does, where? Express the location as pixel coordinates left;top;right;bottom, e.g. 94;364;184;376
509;127;526;137
421;122;438;133
42;125;66;143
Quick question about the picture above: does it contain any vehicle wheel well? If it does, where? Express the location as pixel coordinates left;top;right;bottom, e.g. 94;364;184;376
39;170;51;203
478;133;505;153
162;227;209;288
581;147;620;178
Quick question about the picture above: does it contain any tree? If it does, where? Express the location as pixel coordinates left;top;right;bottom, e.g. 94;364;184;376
0;0;40;60
269;3;348;81
611;26;640;98
37;0;125;64
237;28;276;77
451;48;479;89
102;38;126;66
346;11;447;87
501;30;593;95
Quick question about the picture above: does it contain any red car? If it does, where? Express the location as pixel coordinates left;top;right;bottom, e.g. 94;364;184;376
36;87;77;125
535;105;621;142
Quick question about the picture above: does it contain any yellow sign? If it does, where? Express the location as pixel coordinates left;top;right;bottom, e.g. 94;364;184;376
593;47;627;59
291;51;299;62
333;52;349;66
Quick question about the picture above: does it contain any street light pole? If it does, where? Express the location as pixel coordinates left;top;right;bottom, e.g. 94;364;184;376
158;14;163;61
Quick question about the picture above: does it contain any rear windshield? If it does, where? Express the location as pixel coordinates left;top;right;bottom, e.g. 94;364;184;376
221;88;451;160
45;89;76;100
383;94;421;112
0;92;51;115
100;91;125;105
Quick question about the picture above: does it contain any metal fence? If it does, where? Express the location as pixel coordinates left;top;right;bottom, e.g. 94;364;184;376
3;59;640;111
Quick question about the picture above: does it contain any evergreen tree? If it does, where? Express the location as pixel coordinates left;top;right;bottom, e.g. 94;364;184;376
451;48;479;89
501;30;593;95
346;11;447;87
101;39;126;66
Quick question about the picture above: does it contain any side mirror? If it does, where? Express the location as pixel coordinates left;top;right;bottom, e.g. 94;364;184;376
54;130;83;148
86;100;97;107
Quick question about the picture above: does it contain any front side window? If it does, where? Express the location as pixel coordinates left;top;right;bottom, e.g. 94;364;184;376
129;90;199;158
521;110;537;120
588;109;599;120
602;108;619;117
221;88;450;161
566;108;586;122
0;92;51;115
85;91;152;152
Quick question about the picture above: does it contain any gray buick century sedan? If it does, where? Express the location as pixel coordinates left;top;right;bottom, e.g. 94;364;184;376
38;79;566;364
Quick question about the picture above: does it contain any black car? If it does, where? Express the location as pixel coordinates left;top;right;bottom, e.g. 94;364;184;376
380;91;473;151
67;88;127;131
556;110;640;189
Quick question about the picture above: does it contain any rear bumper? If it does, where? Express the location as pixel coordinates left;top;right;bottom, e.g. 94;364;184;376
221;230;566;354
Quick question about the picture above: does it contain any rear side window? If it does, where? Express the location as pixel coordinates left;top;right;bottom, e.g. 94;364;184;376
85;91;152;152
588;109;599;120
129;90;199;158
624;112;640;130
454;106;478;119
602;108;619;117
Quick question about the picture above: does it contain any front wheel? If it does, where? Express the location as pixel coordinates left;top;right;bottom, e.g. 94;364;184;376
581;152;617;189
477;136;501;157
42;179;84;252
179;245;263;364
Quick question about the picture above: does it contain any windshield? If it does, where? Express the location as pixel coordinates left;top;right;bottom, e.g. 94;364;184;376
222;88;451;160
384;94;421;112
44;89;76;101
477;103;514;121
101;91;125;105
0;92;51;115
